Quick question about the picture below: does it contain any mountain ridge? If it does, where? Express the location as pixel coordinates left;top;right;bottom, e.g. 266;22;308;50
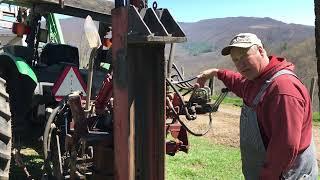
57;16;320;110
59;16;316;85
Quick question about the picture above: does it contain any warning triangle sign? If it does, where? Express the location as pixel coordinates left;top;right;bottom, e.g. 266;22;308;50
52;66;87;100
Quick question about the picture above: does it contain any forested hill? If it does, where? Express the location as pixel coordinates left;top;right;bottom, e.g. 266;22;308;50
59;16;318;109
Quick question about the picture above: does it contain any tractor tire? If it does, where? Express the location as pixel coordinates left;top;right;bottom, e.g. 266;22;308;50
0;78;12;180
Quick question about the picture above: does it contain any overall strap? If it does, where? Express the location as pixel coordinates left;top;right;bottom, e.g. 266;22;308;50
252;69;297;107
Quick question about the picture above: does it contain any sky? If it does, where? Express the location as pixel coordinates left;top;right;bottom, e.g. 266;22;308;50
148;0;315;26
0;1;314;26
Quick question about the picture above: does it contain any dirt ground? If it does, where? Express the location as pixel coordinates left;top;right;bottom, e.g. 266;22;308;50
184;104;320;165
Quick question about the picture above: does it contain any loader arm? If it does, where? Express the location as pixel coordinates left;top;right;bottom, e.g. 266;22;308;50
47;13;64;44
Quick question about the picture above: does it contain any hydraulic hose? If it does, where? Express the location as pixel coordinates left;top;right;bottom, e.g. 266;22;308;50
43;98;67;159
166;96;212;136
166;78;196;120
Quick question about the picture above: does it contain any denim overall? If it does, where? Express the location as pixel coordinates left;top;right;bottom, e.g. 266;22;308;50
240;69;318;180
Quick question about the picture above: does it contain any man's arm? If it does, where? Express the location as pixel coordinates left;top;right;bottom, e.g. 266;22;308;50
196;68;219;87
196;68;247;98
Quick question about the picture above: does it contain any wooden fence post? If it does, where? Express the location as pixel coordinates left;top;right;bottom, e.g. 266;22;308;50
309;76;317;102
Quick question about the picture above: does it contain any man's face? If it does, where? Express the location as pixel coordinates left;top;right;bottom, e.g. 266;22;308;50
230;45;263;80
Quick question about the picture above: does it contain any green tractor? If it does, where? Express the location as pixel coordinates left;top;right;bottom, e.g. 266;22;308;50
0;0;113;178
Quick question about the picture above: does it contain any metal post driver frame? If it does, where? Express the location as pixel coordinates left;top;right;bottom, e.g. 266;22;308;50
112;3;186;180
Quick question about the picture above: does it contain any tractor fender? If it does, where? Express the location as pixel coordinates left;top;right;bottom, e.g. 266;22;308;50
0;53;37;83
0;53;20;81
0;53;37;133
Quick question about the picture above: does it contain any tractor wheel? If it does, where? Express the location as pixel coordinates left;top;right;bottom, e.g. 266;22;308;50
43;106;64;179
0;78;12;179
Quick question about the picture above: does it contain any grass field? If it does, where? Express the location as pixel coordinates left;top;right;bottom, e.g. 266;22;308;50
10;148;44;179
313;112;320;125
11;95;320;179
14;138;244;179
213;95;243;107
166;136;244;180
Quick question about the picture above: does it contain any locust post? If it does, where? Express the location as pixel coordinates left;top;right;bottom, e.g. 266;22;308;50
112;0;186;179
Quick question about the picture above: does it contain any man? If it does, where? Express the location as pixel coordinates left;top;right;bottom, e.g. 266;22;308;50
196;33;318;179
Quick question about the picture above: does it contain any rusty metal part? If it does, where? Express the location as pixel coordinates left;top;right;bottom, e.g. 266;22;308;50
68;91;87;137
67;92;87;179
165;123;189;155
165;97;189;155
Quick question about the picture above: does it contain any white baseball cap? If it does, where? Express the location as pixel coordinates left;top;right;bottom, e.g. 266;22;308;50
221;33;263;56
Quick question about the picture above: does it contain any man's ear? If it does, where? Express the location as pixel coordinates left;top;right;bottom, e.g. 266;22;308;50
257;46;264;56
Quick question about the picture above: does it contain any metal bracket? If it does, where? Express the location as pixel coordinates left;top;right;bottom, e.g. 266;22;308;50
154;8;186;37
128;5;186;43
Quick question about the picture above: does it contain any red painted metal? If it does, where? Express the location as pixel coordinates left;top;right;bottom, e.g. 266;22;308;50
95;73;113;114
165;121;189;155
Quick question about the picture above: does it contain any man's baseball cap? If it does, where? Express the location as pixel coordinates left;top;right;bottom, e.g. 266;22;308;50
221;33;263;56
